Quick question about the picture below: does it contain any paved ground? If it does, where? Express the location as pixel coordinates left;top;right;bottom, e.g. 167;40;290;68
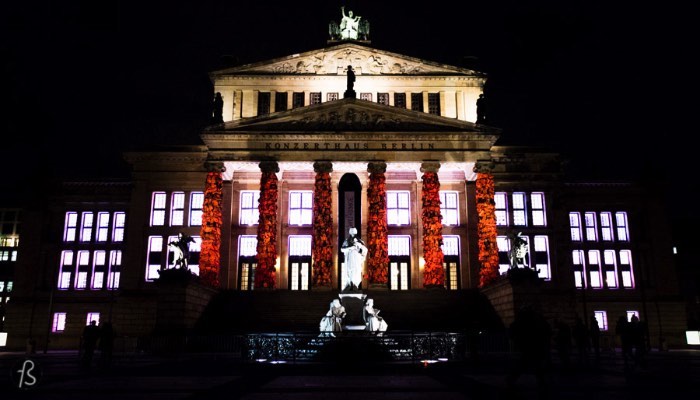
1;348;699;399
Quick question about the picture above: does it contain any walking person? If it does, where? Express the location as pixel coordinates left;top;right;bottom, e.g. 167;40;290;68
81;320;100;369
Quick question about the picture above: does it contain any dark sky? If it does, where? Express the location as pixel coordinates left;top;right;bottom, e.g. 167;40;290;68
2;1;695;212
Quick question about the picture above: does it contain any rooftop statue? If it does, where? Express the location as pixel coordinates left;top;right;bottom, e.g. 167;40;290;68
329;6;370;41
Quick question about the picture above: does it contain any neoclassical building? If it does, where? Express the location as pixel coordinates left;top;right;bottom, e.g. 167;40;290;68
2;17;688;350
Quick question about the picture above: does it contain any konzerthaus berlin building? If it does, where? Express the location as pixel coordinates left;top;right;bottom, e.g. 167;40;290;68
1;16;688;351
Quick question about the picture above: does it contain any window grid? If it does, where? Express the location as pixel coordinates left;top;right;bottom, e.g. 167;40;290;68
394;93;406;108
533;235;551;280
75;250;90;289
616;212;629;241
58;251;74;290
289;191;313;226
512;193;527;226
428;93;440;115
96;212;110;242
377;93;389;105
495;193;508;226
600;212;613;241
587;250;602;288
146;236;164;281
170;192;185;226
80;212;94;242
275;92;288;111
112;212;126;242
439;191;459;226
603;249;618;288
64;212;78;242
52;313;67;332
360;93;372;101
257;92;271;116
151;192;167;226
327;92;339;101
190;192;204;226
108;250;121;289
531;193;546;226
572;250;586;288
292;92;305;108
91;250;106;290
240;191;260;225
410;93;423;112
584;212;597;241
86;312;100;326
569;212;582;241
497;236;511;275
594;311;608;331
387;191;411;225
309;92;321;105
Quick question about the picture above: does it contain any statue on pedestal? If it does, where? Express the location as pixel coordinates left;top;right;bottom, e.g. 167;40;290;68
341;227;367;291
168;232;195;270
319;299;346;337
363;298;388;335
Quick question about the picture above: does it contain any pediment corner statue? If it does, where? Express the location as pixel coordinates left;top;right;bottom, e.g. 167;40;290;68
329;6;370;41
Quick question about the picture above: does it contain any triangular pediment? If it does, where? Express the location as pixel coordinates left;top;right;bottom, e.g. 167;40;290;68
210;42;483;77
203;97;499;134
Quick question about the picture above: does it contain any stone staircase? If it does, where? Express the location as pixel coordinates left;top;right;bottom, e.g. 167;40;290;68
193;288;504;334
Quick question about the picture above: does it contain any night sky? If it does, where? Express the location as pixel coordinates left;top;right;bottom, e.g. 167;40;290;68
2;1;695;220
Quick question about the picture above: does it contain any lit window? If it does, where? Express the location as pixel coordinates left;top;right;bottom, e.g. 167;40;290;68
289;236;312;256
441;236;459;257
91;250;106;290
495;193;508;226
442;236;460;290
377;93;389;105
388;236;411;256
185;236;201;276
360;93;372;101
108;250;122;289
428;93;440;115
531;193;546;226
327;92;339;101
96;212;110;242
64;212;78;242
80;212;94;242
387;191;410;225
572;250;586;288
11;250;17;262
584;212;597;241
0;281;4;292
600;212;613;241
615;212;629;241
309;92;321;105
569;212;582;241
603;250;618;288
6;281;11;292
190;192;204;226
619;249;635;288
512;193;527;226
497;236;511;275
151;192;167;226
594;311;608;331
170;192;185;226
439;191;459;226
288;236;312;291
75;250;90;290
239;236;258;257
289;191;313;226
112;212;126;242
533;236;551;280
58;251;74;290
86;312;100;326
588;250;602;288
146;236;164;281
388;236;411;291
52;313;67;332
626;310;639;322
240;191;260;226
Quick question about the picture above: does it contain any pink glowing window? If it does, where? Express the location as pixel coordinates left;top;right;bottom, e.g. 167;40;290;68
531;193;546;226
64;212;78;242
112;212;126;242
619;250;635;288
108;250;121;289
439;191;459;226
600;212;613;241
170;192;185;226
603;250;618;288
615;212;629;241
240;191;260;226
146;236;164;281
587;250;602;288
74;250;90;290
569;212;582;241
584;212;597;241
52;313;67;332
572;250;586;288
96;212;110;242
387;191;410;225
289;191;313;226
150;192;167;226
495;193;508;226
190;192;204;226
91;250;106;289
80;212;94;242
86;312;100;326
512;193;527;226
58;251;74;290
533;236;550;280
594;311;608;331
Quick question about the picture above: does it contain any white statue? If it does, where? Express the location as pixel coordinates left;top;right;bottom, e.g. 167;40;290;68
508;232;529;269
339;6;361;40
341;227;367;291
363;298;388;335
319;299;346;337
168;232;195;269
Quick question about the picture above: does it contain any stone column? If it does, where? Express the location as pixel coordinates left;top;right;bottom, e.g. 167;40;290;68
255;161;279;289
199;161;225;287
420;161;445;288
312;161;333;290
473;160;499;288
366;162;389;288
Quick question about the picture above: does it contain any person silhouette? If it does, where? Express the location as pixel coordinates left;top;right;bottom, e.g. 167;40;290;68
505;305;551;398
589;315;601;365
81;320;100;368
212;92;224;123
476;93;488;124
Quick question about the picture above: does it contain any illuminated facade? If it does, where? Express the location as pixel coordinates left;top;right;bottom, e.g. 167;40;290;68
1;38;688;350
